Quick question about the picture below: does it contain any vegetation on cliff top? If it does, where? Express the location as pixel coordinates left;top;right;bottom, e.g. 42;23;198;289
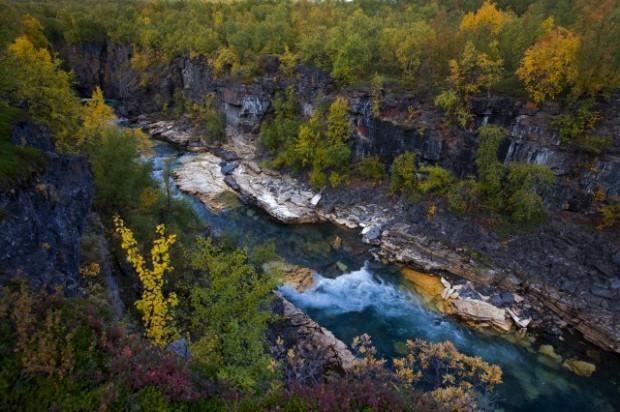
4;0;617;102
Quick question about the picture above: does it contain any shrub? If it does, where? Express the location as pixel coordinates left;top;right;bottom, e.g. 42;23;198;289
418;165;455;196
356;155;386;184
390;152;417;194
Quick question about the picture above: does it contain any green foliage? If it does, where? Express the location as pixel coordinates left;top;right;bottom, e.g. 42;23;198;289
434;90;472;128
326;97;353;147
184;237;277;392
3;36;80;152
8;0;618;103
418;165;455;195
553;102;613;154
476;125;506;212
356;155;387;184
0;102;45;191
260;88;301;160
189;95;227;145
390;152;417;194
447;178;481;216
90;127;155;214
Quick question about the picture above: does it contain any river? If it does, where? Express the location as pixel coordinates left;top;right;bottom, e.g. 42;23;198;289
152;140;620;411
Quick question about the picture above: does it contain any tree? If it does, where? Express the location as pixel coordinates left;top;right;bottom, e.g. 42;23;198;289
476;125;506;212
390;22;433;83
516;27;580;102
331;33;371;85
326;97;352;147
460;1;513;39
5;36;80;151
390;152;417;194
78;87;117;149
90;127;155;213
185;237;276;391
114;217;178;348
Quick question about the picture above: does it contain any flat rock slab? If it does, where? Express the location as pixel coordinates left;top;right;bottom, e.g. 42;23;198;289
448;299;512;332
172;153;238;211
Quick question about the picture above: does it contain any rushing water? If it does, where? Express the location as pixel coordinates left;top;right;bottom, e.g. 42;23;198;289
152;140;620;411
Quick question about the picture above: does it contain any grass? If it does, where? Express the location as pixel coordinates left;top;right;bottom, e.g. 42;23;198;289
0;100;46;191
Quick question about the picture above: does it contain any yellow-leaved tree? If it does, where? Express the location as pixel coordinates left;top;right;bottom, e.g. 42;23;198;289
516;27;580;103
114;216;178;347
78;86;116;148
460;0;512;38
6;36;80;151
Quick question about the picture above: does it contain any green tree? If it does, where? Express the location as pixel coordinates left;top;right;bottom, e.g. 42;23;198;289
185;237;277;391
78;87;117;149
390;152;417;194
90;128;155;213
506;163;554;225
476;124;506;212
326;97;352;147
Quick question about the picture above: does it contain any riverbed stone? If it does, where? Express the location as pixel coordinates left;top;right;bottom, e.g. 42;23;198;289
448;299;512;332
264;261;315;292
562;358;596;377
221;162;237;175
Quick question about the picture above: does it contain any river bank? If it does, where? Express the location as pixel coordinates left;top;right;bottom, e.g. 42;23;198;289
140;115;619;357
147;134;620;412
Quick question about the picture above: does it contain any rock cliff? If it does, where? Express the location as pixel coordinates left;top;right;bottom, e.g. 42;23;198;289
0;121;93;294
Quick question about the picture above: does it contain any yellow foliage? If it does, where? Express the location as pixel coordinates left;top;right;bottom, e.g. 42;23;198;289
449;41;503;96
427;202;437;219
78;86;117;148
7;36;80;152
461;1;512;37
79;262;101;278
516;28;580;103
114;216;178;347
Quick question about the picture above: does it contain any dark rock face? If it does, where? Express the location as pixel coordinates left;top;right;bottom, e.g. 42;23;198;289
56;42;619;216
0;152;93;294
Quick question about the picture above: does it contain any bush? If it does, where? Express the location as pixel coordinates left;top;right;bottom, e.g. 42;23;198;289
356;155;386;184
418;165;455;195
390;152;417;194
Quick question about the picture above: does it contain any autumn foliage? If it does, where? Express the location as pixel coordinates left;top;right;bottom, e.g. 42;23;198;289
114;216;178;348
516;27;580;103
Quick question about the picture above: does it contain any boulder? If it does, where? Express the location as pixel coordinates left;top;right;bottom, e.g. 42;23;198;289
448;299;512;332
538;344;562;363
221;162;237;175
264;261;315;292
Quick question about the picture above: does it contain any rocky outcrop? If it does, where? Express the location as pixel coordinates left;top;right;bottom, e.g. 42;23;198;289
172;152;239;211
268;294;355;377
402;268;528;333
0;151;93;294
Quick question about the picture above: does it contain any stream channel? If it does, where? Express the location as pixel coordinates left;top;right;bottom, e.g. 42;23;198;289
151;140;619;411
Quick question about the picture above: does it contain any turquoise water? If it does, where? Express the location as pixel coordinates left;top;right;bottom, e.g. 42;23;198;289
152;141;620;411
